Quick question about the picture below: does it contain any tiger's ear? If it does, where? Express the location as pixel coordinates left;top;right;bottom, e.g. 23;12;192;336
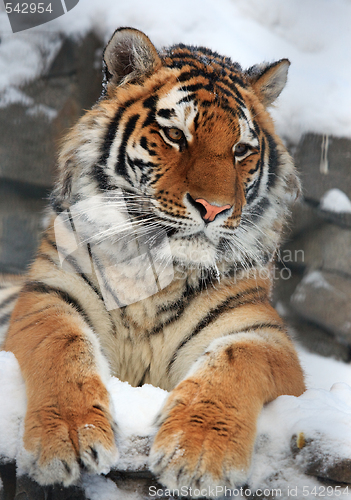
246;59;290;107
103;27;162;87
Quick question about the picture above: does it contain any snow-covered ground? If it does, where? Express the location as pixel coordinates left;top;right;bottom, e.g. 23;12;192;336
1;0;351;144
1;346;351;499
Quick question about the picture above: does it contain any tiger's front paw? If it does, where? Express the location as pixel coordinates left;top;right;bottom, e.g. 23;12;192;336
149;380;255;496
21;398;118;486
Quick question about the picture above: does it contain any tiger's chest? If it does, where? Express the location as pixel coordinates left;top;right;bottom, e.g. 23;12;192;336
91;265;272;392
96;273;194;390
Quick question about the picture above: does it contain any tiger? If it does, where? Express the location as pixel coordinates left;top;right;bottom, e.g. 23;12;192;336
2;27;305;495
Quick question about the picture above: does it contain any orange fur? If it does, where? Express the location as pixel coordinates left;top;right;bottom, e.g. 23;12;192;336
4;290;117;483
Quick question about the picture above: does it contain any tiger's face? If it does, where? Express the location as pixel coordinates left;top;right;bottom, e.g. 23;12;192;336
55;29;299;272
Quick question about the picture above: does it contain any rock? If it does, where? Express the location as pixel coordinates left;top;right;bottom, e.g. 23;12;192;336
295;134;351;204
0;465;168;500
0;32;104;274
272;265;304;310
285;198;324;239
283;223;351;274
316;208;351;229
273;266;350;361
291;269;351;343
0;32;103;188
291;434;351;484
0;179;48;274
289;319;351;363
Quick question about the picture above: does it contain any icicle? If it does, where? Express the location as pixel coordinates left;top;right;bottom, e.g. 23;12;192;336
320;134;329;174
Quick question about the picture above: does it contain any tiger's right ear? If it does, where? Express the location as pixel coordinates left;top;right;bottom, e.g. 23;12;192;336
102;27;162;88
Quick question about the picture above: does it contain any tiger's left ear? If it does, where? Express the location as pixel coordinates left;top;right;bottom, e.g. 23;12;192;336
246;59;290;107
103;27;162;88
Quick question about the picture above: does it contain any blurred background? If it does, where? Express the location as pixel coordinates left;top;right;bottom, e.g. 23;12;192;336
0;0;351;496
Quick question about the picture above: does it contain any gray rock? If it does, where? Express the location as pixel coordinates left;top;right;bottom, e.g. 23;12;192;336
291;269;351;343
0;180;48;274
316;206;351;229
0;32;103;187
0;465;169;500
289;318;350;363
291;434;351;484
0;32;104;274
284;198;324;239
272;265;305;310
273;266;350;361
295;134;351;203
283;223;351;274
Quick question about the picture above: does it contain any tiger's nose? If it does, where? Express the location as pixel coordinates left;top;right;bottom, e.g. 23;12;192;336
187;194;232;222
195;198;232;222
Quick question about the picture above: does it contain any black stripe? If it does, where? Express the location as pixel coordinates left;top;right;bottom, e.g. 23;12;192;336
140;136;148;151
98;99;135;166
193;112;200;131
60;252;104;304
12;305;59;323
142;95;158;129
137;366;150;387
176;70;201;82
157;108;175;119
22;281;94;329
46;239;107;310
177;94;199;105
253;119;261;136
265;132;279;189
0;312;11;327
167;286;266;373
246;138;265;205
247;161;261;176
168;319;285;376
181;83;213;94
249;197;270;221
148;283;197;336
89;256;124;310
37;252;57;265
115;114;140;178
143;95;158;110
61;167;73;199
91;163;118;192
0;292;19;310
243;322;285;333
42;233;58;250
218;80;246;105
166;47;244;84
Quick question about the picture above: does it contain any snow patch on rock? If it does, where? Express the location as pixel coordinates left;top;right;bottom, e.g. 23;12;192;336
320;189;351;214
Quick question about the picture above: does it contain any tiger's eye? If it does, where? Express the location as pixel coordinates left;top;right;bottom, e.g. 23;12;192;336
234;143;250;157
164;127;185;143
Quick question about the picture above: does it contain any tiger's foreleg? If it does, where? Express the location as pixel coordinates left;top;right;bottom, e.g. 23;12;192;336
3;288;118;486
150;329;305;495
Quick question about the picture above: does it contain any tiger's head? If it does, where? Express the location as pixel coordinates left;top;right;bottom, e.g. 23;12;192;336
53;28;300;273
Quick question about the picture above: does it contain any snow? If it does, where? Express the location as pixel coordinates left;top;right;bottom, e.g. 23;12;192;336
1;0;351;143
1;346;351;498
291;270;335;304
251;383;351;499
299;346;351;390
320;189;351;214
